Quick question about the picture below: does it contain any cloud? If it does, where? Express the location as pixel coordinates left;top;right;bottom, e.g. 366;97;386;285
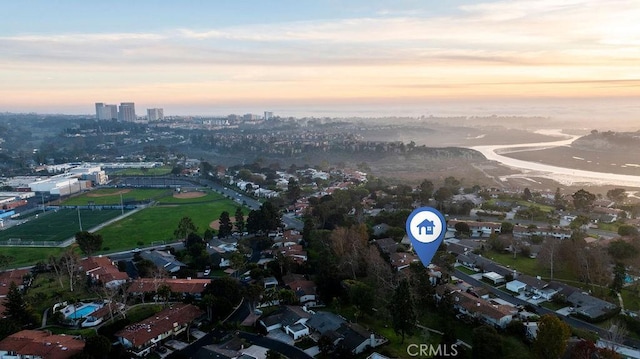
1;0;639;106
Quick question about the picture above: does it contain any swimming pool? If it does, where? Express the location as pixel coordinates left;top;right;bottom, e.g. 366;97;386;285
64;303;102;319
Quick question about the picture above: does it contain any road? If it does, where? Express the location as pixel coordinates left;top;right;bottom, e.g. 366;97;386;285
453;268;640;349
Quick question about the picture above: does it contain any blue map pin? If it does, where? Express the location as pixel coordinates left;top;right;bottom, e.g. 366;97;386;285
406;207;446;266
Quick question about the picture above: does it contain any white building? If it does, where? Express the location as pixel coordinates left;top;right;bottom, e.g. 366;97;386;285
95;103;118;120
29;177;81;196
147;108;164;121
118;102;136;122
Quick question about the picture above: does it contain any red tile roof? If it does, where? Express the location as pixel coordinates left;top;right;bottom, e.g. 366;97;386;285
0;330;84;359
115;304;203;347
79;256;128;285
0;268;29;297
127;278;210;294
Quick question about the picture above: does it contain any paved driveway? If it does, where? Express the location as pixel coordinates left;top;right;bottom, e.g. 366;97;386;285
267;329;294;345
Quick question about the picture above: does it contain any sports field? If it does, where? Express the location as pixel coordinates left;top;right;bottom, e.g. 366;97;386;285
61;188;171;206
97;194;240;249
2;188;246;268
0;209;125;244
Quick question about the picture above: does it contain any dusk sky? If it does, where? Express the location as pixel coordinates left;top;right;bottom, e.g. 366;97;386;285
1;0;639;117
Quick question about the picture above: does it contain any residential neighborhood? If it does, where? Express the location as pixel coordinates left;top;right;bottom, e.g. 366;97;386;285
0;157;640;359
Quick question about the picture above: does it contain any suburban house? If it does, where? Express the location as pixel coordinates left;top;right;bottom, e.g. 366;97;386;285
306;311;387;355
116;303;203;357
481;271;505;285
506;280;526;294
436;285;517;328
283;229;303;243
389;252;420;271
127;277;210;300
512;226;572;240
591;206;625;223
447;220;501;238
517;275;557;300
0;330;84;359
0;269;30;298
456;253;514;278
566;291;619;321
194;337;269;359
282;274;318;307
79;256;128;289
374;238;398;256
263;277;279;291
280;244;308;264
140;250;186;274
259;306;312;340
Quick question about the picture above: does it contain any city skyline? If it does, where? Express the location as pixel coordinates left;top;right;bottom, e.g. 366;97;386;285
1;0;639;119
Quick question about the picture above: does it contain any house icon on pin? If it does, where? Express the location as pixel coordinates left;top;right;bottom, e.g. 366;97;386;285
417;219;435;235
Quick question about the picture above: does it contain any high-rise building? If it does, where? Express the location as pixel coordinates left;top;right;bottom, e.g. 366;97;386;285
147;108;164;121
95;103;118;120
118;102;136;122
264;111;273;121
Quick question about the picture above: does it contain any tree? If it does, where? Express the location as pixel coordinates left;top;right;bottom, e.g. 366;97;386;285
472;325;503;359
266;349;283;359
522;187;533;201
234;207;245;233
83;335;112;359
75;231;103;256
572;189;596;211
244;283;264;317
389;279;416;343
218;211;233;238
454;222;471;237
618;225;639;237
60;247;79;292
608;240;638;261
418;179;434;203
538;238;561;280
329;225;368;279
611;263;626;294
246;201;282;234
0;319;19;341
156;283;172;306
174;216;198;241
3;282;36;328
443;176;461;192
433;187;453;211
533;314;571;359
49;254;64;289
286;177;301;203
229;251;247;278
607;188;627;203
0;255;13;271
554;187;566;210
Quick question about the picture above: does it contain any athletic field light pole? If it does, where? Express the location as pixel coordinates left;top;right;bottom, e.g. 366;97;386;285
77;206;83;231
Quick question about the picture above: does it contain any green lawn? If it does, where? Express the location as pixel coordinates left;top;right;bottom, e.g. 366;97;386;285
621;288;640;311
61;188;171;206
0;209;126;243
1;247;65;268
1;189;246;268
487;251;576;282
26;272;95;315
110;166;173;176
97;199;241;250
